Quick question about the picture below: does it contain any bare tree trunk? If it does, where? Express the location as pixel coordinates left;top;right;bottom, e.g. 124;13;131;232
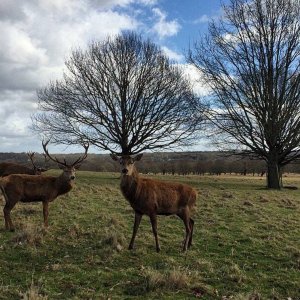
267;160;280;189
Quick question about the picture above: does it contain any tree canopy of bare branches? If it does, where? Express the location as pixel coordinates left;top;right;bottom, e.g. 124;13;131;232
32;32;199;155
188;0;300;189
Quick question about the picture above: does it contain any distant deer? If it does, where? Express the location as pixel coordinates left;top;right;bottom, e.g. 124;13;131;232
0;152;47;177
111;153;197;252
0;141;89;231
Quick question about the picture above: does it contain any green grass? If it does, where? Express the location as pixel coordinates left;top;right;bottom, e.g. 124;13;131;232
0;171;299;299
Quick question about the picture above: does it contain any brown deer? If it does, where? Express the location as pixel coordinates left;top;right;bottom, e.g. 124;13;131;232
0;141;89;231
0;152;47;177
111;153;197;252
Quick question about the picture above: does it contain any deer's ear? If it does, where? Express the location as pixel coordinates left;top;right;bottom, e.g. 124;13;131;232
74;164;81;170
110;153;119;161
134;153;143;162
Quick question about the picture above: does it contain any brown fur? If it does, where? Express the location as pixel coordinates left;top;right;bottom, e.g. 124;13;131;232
0;153;47;177
111;154;197;252
0;162;44;177
0;167;76;231
0;142;88;231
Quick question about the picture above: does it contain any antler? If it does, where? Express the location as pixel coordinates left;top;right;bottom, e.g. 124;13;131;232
71;142;89;167
42;140;68;166
42;140;89;167
27;152;36;168
42;153;51;164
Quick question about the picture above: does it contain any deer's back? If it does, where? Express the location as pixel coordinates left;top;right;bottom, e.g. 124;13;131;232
122;176;196;215
0;162;33;176
1;174;58;202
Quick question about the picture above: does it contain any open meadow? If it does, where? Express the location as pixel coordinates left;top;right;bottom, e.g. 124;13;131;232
0;171;299;299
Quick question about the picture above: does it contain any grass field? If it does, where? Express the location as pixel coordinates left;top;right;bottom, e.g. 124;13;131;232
0;171;299;299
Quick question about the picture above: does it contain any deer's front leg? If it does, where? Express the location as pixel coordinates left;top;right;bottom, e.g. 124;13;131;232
3;202;16;232
129;211;142;250
42;201;49;227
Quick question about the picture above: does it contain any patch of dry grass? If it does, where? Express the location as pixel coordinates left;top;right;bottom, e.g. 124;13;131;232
10;223;46;248
19;280;48;300
142;266;190;291
101;217;126;251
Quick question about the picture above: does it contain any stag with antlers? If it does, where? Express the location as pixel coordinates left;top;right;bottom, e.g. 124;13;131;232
0;141;89;231
0;152;47;177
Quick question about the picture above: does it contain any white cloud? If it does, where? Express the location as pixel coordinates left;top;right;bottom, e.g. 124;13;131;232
181;64;211;96
0;1;139;90
193;14;210;24
0;0;27;21
0;0;142;152
193;10;223;25
0;21;48;66
0;90;36;150
137;0;158;5
152;7;181;38
161;46;184;62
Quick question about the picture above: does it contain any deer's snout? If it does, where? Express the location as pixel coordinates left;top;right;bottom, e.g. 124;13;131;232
122;168;128;174
70;175;75;180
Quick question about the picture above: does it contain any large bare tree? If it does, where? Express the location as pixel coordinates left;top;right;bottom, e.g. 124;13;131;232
33;32;199;155
188;0;300;189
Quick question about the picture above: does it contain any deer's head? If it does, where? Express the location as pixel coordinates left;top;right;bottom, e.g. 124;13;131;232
110;153;143;176
42;141;89;181
27;152;48;175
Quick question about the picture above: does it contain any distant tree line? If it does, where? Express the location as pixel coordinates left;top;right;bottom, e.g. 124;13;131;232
1;152;299;175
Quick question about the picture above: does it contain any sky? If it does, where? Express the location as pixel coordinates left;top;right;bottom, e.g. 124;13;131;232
0;0;227;154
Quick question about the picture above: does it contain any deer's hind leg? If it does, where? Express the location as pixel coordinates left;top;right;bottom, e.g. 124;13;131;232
150;214;161;252
188;218;194;248
42;201;49;227
177;208;192;252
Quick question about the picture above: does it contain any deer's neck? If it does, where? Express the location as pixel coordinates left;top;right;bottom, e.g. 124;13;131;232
120;167;140;202
56;174;73;196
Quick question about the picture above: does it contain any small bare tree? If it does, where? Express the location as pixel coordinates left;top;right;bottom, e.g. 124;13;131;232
32;32;199;155
188;0;300;189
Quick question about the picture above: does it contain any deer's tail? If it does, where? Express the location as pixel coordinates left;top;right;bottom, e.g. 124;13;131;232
0;180;8;203
188;188;197;208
